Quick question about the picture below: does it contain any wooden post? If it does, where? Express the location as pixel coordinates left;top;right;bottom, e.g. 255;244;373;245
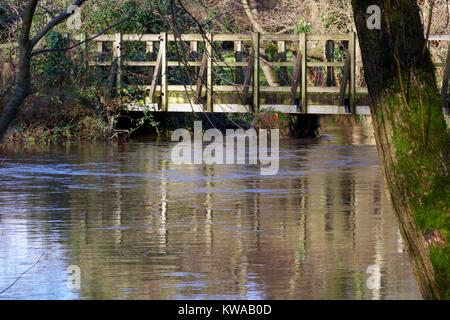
146;41;153;54
278;40;287;85
146;41;154;93
190;41;198;54
114;33;123;89
242;52;255;105
290;49;302;105
441;42;450;113
96;41;103;55
195;52;208;103
349;32;357;114
300;33;307;113
252;32;260;113
325;40;336;86
339;54;351;108
234;41;244;84
160;32;168;111
189;41;198;85
149;47;163;103
206;33;213;112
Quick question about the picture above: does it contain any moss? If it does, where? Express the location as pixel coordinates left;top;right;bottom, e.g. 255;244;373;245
430;246;450;300
381;76;450;299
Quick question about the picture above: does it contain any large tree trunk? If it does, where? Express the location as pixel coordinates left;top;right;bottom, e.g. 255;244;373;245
0;44;32;139
352;0;449;299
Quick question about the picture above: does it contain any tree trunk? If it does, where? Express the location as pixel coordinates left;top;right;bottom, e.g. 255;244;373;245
0;44;32;140
352;0;449;299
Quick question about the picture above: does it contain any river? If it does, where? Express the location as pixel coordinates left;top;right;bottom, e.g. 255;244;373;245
0;124;421;299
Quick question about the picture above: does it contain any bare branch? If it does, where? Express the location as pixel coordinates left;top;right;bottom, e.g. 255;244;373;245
31;0;87;47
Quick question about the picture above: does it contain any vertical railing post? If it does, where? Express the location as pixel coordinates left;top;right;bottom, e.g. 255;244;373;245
300;33;307;113
252;32;260;113
160;32;168;111
146;41;154;54
325;40;336;86
441;42;450;115
234;41;244;84
189;41;198;86
96;41;103;55
277;40;287;85
206;33;213;112
114;33;123;90
349;32;357;114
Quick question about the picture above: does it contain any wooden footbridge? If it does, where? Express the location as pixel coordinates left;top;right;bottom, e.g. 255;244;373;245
85;32;369;115
3;33;450;115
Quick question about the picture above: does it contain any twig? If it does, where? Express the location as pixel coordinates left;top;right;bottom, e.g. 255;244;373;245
0;251;45;295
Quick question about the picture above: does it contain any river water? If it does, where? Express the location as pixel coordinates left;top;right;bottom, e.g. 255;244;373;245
0;125;421;300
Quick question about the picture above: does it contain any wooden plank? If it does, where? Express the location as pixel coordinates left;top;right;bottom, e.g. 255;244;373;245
124;61;158;66
214;61;251;67
190;41;198;54
126;84;369;94
146;41;154;54
114;33;123;89
308;34;351;41
160;32;168;111
290;47;302;105
213;34;252;41
300;33;307;113
206;33;213;112
242;51;255;104
149;47;163;102
167;61;203;67
278;41;288;85
339;53;351;107
234;41;244;84
261;34;298;41
121;34;159;41
441;42;450;111
96;41;103;54
189;41;199;89
167;34;205;41
349;32;357;114
195;52;208;103
253;32;260;112
428;34;450;41
325;40;336;86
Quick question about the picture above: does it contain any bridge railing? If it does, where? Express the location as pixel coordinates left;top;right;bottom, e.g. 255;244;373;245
2;33;450;115
76;32;365;114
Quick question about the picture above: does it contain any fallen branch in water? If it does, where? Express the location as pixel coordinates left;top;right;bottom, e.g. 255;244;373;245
0;251;45;295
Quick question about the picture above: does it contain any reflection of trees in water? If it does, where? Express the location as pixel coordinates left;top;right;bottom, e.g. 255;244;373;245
6;127;418;299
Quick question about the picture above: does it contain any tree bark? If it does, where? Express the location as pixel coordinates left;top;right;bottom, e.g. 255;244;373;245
352;0;449;299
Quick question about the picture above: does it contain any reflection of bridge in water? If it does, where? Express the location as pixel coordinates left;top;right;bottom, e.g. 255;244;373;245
80;32;450;116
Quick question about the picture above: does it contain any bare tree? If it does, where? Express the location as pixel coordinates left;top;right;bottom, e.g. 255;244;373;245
0;0;87;140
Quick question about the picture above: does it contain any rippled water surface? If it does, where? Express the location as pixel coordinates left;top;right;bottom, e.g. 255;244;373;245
0;126;421;299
